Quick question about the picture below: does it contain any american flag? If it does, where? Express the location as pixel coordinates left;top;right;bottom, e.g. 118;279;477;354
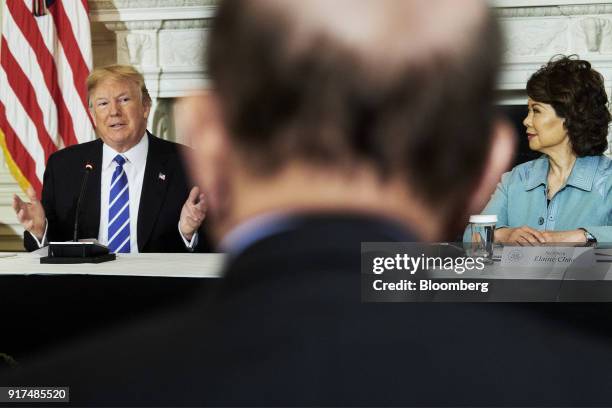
0;0;95;196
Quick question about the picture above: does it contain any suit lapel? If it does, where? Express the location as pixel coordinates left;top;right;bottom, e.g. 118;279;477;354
137;133;172;251
78;139;102;240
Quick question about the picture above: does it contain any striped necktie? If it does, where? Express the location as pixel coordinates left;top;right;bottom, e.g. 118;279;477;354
108;155;130;253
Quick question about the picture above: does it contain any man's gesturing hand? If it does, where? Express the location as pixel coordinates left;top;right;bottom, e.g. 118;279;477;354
179;186;207;240
13;187;46;240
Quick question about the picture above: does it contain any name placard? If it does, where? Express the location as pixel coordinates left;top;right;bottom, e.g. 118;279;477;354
500;246;595;268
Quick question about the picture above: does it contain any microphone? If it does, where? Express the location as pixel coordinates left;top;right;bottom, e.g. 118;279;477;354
73;163;93;241
42;162;115;264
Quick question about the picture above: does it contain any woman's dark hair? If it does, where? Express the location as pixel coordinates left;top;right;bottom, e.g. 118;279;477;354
527;55;611;156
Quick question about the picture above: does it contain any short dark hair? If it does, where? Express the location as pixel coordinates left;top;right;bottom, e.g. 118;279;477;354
527;55;611;157
207;0;502;225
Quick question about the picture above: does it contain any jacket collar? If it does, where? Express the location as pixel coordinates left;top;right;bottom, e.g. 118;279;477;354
525;155;599;192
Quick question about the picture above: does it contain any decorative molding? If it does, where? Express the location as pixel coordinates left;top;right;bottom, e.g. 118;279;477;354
124;33;153;64
495;5;612;18
161;19;210;30
159;31;206;67
90;5;216;23
104;20;163;31
492;0;612;6
578;17;612;52
89;0;217;9
116;31;157;66
142;69;209;98
495;2;612;104
502;20;569;57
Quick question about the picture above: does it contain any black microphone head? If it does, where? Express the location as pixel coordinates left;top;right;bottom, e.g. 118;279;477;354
85;163;93;171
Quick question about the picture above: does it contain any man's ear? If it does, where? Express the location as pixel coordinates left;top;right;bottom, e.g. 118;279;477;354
466;118;516;216
143;101;151;121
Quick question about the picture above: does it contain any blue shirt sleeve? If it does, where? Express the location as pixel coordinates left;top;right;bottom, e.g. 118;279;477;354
581;157;612;244
582;178;612;244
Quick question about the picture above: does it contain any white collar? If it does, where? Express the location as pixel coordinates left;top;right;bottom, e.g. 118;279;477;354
102;132;149;169
219;212;296;257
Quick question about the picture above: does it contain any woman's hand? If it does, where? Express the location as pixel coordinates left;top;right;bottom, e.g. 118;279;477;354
495;227;588;245
542;229;587;244
495;226;546;245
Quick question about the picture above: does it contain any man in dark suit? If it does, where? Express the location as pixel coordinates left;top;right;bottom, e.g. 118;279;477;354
7;0;612;406
12;65;207;253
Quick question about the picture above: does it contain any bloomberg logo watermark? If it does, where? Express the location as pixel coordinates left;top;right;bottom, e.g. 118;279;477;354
361;242;495;302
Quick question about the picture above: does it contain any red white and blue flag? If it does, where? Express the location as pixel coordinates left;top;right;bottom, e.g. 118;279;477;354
0;0;95;195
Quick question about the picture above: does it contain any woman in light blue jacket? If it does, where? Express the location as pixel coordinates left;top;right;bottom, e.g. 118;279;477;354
472;56;611;245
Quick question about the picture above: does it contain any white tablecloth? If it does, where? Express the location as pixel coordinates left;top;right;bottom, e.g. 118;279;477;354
0;251;226;278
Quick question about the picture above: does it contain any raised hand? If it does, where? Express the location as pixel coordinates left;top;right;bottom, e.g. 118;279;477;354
13;187;46;240
179;186;207;240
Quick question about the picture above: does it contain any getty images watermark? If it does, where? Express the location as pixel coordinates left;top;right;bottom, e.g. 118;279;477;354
362;243;489;302
360;242;612;302
371;251;488;293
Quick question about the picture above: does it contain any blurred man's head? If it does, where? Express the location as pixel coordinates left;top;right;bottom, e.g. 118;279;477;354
192;0;513;241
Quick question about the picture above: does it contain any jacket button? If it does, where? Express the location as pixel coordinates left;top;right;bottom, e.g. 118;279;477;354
538;217;544;225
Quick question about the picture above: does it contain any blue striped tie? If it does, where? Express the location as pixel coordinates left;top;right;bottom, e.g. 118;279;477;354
108;155;130;253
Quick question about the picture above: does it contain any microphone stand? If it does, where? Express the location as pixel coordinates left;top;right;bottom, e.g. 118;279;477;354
40;163;116;264
73;163;92;242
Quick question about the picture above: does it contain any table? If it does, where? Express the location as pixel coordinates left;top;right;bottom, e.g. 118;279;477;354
0;252;225;363
0;251;227;278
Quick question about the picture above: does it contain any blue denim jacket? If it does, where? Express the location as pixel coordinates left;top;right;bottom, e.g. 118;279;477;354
464;155;612;243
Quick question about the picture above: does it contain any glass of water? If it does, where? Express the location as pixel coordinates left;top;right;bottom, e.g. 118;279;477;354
468;214;497;264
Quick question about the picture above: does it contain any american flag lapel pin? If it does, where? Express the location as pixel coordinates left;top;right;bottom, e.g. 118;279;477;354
158;172;166;181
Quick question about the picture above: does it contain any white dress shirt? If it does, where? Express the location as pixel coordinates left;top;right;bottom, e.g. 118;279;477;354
98;134;148;253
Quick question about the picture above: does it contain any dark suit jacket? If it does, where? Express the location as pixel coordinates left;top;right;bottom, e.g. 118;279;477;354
7;214;612;406
23;132;209;253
